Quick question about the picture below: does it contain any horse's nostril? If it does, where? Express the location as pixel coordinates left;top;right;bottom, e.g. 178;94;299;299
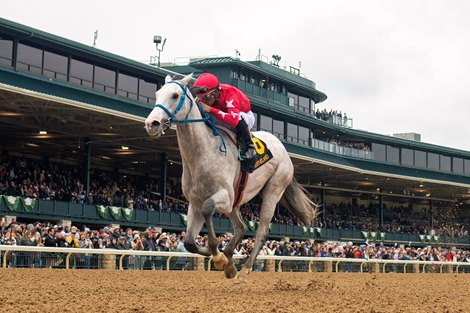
151;120;160;128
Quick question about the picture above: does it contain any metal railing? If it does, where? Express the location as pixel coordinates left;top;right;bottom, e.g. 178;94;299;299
1;245;469;274
312;138;374;160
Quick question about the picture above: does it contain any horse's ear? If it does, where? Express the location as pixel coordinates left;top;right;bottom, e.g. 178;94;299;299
165;75;172;83
181;73;193;86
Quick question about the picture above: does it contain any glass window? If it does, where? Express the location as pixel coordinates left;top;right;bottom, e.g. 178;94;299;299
453;157;464;174
401;148;414;166
287;123;298;143
118;73;138;100
43;51;67;81
287;92;298;107
415;150;426;168
259;115;272;132
440;155;451;172
17;44;42;74
70;59;93;87
386;146;400;164
465;159;470;175
252;112;258;130
272;119;284;139
351;148;359;157
0;39;13;67
94;66;116;94
299;126;309;146
138;78;157;104
427;153;439;170
298;96;310;113
372;143;386;162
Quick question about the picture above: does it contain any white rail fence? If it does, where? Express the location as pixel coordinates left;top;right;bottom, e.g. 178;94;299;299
1;245;469;274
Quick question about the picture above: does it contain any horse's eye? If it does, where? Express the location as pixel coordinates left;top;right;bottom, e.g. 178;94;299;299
172;93;179;100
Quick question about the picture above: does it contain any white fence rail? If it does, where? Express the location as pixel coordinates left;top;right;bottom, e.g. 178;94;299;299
1;245;469;273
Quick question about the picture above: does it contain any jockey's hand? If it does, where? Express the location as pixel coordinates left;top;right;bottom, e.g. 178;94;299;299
201;102;211;113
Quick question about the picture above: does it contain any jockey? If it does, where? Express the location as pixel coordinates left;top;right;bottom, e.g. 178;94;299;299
193;73;256;172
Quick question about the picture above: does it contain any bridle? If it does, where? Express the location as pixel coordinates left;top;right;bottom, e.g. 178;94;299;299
153;80;227;154
153;81;209;129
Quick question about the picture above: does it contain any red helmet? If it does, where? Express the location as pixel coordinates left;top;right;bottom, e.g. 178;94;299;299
194;73;219;89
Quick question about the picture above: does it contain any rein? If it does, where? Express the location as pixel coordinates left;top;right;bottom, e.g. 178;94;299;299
154;80;227;155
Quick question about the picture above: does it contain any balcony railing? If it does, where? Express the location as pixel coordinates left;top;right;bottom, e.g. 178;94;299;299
312;139;374;160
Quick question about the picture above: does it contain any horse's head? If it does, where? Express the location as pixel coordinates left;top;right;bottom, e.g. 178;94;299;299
145;73;194;137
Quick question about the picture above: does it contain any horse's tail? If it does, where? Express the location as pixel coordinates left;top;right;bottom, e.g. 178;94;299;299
280;177;318;226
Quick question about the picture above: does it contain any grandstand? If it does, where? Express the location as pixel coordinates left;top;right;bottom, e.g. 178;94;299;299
1;16;470;248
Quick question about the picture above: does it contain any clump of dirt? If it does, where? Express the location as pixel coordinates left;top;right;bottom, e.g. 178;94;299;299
306;279;336;291
273;279;300;291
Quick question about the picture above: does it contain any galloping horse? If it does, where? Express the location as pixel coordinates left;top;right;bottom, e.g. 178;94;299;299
145;74;317;281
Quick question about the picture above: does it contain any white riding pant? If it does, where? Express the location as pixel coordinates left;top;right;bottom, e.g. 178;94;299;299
240;111;255;130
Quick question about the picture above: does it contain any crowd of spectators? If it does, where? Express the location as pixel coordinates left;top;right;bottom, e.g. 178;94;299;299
314;109;349;127
0;154;187;213
324;137;370;152
321;202;470;239
1;219;469;271
1;153;469;242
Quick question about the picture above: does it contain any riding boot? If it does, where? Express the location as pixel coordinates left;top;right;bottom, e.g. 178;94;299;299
235;118;256;173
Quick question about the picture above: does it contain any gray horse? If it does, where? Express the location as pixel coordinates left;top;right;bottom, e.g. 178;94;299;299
145;74;317;281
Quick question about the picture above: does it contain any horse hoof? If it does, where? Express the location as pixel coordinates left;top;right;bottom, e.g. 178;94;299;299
213;253;228;271
224;262;237;279
233;273;247;284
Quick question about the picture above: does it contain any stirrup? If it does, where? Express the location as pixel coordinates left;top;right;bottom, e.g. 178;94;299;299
238;146;255;161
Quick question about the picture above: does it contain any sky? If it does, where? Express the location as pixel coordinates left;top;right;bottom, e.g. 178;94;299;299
3;0;470;151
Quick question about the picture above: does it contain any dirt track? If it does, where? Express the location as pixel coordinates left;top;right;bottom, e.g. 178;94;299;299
0;270;468;313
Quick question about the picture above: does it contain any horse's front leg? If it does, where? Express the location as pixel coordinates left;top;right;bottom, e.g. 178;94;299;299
201;189;231;271
184;203;211;257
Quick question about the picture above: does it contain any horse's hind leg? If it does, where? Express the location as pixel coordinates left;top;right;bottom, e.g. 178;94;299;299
238;185;286;281
223;207;247;279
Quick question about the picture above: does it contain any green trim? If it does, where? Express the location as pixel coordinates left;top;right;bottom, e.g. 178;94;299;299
96;205;108;219
122;207;134;221
180;213;187;226
21;197;36;212
248;220;258;231
108;206;122;220
2;195;20;211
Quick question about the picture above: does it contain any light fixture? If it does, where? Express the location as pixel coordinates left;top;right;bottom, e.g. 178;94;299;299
153;35;167;67
39;130;48;135
121;146;129;150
